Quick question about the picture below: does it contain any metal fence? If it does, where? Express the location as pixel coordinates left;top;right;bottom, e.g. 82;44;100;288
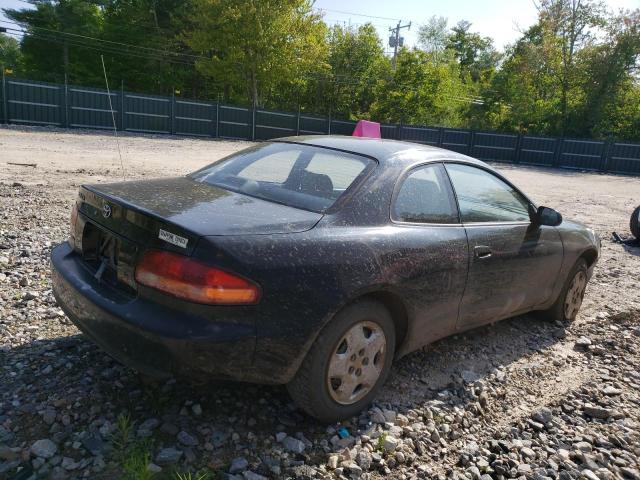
2;75;640;175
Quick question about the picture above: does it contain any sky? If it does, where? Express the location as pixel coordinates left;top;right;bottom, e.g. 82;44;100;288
1;0;638;51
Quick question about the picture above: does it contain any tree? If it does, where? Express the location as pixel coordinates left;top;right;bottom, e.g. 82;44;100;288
0;34;23;74
371;48;473;127
447;20;500;83
4;0;104;83
417;16;448;63
322;23;389;118
534;0;606;134
186;0;328;107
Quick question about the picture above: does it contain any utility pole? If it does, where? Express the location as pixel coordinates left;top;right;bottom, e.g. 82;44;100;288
389;21;411;70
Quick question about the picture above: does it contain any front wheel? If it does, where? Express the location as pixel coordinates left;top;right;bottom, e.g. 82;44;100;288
540;259;588;323
287;300;395;423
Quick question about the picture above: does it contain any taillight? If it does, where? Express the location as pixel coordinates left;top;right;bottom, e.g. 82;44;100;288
134;250;260;305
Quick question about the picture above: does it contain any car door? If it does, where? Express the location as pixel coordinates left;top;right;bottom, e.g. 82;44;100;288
444;162;563;330
388;163;469;351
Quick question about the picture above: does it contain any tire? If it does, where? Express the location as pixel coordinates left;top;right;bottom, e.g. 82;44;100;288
287;300;395;423
539;259;588;323
631;206;640;240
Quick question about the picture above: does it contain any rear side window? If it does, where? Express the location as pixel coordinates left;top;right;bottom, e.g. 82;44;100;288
445;163;530;222
190;143;374;212
393;164;459;224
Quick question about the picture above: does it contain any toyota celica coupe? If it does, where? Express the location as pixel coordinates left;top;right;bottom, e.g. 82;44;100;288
51;136;600;422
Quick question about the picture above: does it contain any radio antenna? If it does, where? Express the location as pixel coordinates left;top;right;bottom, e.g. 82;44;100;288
100;54;125;180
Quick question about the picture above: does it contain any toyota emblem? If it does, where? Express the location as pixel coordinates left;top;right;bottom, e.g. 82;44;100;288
102;203;112;218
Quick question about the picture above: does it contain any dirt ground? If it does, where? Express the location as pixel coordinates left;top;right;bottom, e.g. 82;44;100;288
1;125;639;480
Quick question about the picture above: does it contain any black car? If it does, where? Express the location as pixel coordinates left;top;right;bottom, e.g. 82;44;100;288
51;136;600;422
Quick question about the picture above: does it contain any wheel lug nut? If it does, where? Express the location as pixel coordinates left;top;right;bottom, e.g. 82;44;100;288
358;349;365;356
356;368;362;376
362;357;369;365
348;366;355;374
350;354;357;361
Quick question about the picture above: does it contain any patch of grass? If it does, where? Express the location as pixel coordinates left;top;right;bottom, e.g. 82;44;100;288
122;441;153;480
375;432;387;453
113;412;133;452
172;470;214;480
111;413;157;480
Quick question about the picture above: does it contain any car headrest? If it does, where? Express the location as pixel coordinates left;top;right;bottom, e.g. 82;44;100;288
299;170;334;196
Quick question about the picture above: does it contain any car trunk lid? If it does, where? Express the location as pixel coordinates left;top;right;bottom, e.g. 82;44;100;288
80;177;323;249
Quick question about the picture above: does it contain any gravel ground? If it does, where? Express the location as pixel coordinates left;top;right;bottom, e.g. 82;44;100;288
1;126;639;480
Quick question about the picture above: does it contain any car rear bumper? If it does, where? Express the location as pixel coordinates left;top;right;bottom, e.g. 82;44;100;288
50;242;261;383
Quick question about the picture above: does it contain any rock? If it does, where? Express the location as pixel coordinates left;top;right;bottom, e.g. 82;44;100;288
328;455;339;469
147;463;162;473
461;370;481;383
177;431;198;446
244;472;267;480
574;441;592;452
137;418;160;437
275;432;287;443
383;436;400;453
191;404;202;416
576;337;592;348
155;447;183;465
355;450;372;470
603;386;622;396
621;467;640;480
81;435;103;456
30;439;57;459
521;447;536;459
370;407;386;424
282;436;306;454
583;405;612;419
229;457;249;474
532;407;553;424
42;408;56;425
395;451;406;464
582;469;599;480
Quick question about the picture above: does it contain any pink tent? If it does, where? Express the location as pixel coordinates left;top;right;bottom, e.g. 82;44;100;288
352;120;381;139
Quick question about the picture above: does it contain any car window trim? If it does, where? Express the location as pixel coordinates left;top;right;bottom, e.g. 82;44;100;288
390;161;462;227
443;160;536;226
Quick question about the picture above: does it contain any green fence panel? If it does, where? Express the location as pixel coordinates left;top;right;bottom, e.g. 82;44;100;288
6;78;63;127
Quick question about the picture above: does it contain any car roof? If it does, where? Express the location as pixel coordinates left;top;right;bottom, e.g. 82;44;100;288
274;135;490;168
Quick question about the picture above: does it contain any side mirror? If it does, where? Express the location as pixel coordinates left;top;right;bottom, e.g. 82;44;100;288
531;205;562;227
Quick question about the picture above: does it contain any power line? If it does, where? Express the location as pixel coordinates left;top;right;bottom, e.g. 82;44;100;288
2;26;197;66
0;20;207;61
315;7;400;22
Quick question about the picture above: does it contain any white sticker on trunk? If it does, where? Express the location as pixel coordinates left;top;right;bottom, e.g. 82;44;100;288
158;229;188;248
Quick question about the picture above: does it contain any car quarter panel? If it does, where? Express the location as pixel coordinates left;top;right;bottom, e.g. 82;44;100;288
193;223;468;382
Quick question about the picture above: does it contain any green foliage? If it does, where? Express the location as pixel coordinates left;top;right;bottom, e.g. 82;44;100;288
1;0;638;140
0;34;23;74
375;432;387;453
185;0;328;107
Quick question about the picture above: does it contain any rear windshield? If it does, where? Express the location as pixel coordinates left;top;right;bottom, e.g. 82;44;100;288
190;142;375;212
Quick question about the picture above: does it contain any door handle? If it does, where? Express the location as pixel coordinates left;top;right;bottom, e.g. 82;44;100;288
474;245;492;259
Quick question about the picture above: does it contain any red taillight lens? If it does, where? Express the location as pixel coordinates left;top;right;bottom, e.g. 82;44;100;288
134;250;260;305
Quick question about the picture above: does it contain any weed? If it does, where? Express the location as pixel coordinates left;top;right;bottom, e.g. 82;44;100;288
375;432;387;453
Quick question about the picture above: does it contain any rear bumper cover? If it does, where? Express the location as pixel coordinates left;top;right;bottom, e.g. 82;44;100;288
50;242;260;382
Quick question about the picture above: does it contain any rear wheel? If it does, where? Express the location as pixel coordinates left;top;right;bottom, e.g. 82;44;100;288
631;206;640;240
287;300;395;423
540;259;588;323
